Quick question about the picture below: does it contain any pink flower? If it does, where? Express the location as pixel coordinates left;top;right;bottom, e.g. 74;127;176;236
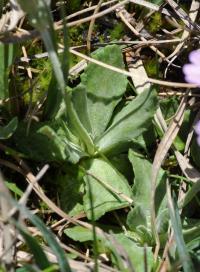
183;50;200;145
183;50;200;86
195;120;200;146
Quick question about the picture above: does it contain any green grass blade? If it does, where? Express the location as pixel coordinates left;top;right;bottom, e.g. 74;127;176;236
43;77;61;119
17;204;72;272
41;29;65;94
43;5;69;119
167;183;194;272
5;181;23;197
14;221;51;270
0;43;18;99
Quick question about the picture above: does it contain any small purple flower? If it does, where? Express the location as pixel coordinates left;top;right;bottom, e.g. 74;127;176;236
183;50;200;86
183;50;200;145
195;120;200;146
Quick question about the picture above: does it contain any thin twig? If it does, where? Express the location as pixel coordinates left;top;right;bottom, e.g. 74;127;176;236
64;0;130;28
87;0;104;53
18;164;49;206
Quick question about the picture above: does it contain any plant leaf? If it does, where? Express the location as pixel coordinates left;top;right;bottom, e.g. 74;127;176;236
57;165;85;216
64;225;154;271
0;117;18;139
67;90;94;155
96;88;157;155
83;158;132;220
65;225;96;242
111;234;154;272
127;150;168;236
71;84;92;134
64;224;121;242
13;120;86;163
81;45;127;139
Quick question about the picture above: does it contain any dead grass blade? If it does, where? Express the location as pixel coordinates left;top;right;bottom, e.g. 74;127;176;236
151;91;189;258
86;0;104;53
166;0;200;31
175;151;200;184
0;171;15;271
129;0;170;16
166;0;200;61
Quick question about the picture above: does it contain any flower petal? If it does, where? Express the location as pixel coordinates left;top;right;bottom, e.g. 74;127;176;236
183;64;200;76
189;50;200;64
195;120;200;135
197;136;200;146
185;75;200;85
183;64;200;85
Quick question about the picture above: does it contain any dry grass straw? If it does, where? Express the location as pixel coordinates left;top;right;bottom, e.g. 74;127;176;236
0;0;199;270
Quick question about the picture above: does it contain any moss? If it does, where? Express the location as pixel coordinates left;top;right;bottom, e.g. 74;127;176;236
69;25;87;45
144;58;160;77
68;0;82;13
109;23;124;40
147;12;162;33
22;59;52;105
